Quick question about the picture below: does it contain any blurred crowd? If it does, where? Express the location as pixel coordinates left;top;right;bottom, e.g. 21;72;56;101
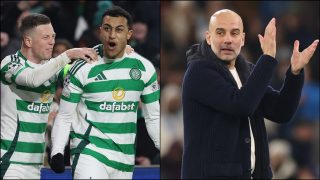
1;0;160;167
161;1;319;179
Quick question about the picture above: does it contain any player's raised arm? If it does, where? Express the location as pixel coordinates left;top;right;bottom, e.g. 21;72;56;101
3;48;97;88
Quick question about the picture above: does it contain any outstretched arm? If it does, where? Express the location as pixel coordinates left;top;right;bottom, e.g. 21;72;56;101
50;64;84;173
262;39;319;123
5;48;97;87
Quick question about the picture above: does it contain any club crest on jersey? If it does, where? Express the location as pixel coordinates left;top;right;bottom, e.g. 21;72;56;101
129;68;141;80
40;90;52;103
112;87;125;101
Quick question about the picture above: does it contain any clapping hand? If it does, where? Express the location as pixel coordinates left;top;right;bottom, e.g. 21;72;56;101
291;39;319;75
258;18;276;58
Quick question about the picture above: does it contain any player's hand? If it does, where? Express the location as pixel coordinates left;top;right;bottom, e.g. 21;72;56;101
291;39;319;75
49;153;65;173
65;48;98;63
125;45;134;54
258;18;276;58
135;156;151;166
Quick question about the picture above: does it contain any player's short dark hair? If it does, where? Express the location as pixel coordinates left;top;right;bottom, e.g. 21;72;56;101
20;13;51;35
101;6;133;29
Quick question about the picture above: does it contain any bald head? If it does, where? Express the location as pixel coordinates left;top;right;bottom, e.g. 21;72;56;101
209;9;244;32
205;9;245;67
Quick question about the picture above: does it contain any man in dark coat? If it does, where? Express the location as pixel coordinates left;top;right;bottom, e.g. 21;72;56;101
181;9;319;179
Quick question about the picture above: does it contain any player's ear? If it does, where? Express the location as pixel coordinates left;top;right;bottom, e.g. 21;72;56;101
24;35;32;48
127;29;133;40
205;31;211;45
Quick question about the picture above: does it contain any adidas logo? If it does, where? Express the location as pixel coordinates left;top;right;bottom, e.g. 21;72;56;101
94;72;107;81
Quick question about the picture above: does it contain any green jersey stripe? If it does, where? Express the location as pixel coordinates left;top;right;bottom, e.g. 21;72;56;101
83;79;144;93
70;123;92;177
70;132;135;155
89;136;135;155
16;100;51;114
87;120;137;134
82;91;141;103
1;80;10;85
18;131;45;143
0;116;21;174
17;112;49;124
85;101;139;113
11;66;27;83
145;72;157;87
1;64;10;84
84;127;137;144
19;121;47;133
16;83;56;94
1;61;10;71
1;140;45;153
87;59;146;78
1;149;44;164
61;92;81;103
17;50;27;62
8;161;42;165
141;90;160;104
80;148;134;172
70;74;83;89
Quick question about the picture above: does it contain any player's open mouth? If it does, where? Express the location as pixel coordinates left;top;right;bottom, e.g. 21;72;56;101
108;42;117;50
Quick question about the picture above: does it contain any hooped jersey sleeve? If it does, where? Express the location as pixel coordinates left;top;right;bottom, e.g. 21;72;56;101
1;52;70;87
135;53;160;150
51;60;87;156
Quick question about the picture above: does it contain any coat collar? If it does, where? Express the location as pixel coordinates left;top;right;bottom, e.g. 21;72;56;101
186;40;253;85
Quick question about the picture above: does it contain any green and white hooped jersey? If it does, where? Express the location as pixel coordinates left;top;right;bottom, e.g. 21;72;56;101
63;44;160;172
0;51;62;165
